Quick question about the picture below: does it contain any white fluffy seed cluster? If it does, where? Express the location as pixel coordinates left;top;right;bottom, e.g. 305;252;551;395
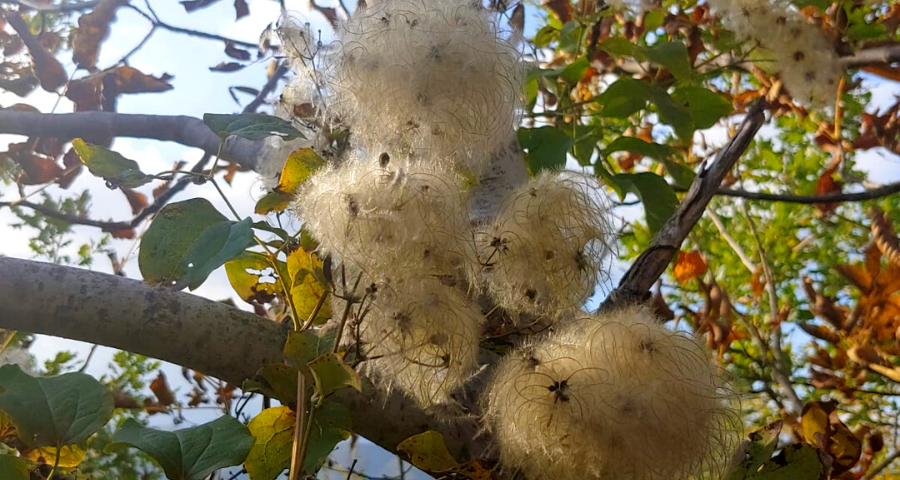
484;305;740;480
709;0;841;106
330;0;522;168
476;172;612;314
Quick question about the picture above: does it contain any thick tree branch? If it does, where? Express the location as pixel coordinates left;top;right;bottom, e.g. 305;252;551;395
0;111;264;170
599;100;768;311
0;257;487;461
677;181;900;204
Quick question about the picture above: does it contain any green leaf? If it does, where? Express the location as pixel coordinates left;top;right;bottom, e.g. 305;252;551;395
284;330;337;371
244;406;294;480
109;416;253;480
649;86;694;140
614;172;678;235
517;126;574;173
645;41;692;81
0;365;113;448
559;56;590;85
725;421;783;480
605;137;694;188
573;125;602;166
71;138;151;188
595;78;651;118
203;113;304;141
597;37;644;58
532;24;559;48
672;86;733;130
180;217;254;290
303;401;351;475
0;454;30;480
307;353;361;403
558;21;583;54
139;198;253;290
748;444;824;480
255;148;326;215
243;364;299;407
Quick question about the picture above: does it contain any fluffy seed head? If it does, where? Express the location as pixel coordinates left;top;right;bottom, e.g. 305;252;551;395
296;153;474;277
352;276;484;406
329;0;522;168
484;305;740;480
476;171;613;315
708;0;841;106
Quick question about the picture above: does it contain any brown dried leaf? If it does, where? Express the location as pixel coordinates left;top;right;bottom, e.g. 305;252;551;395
798;322;841;344
870;207;900;269
541;0;572;22
121;187;148;215
815;155;843;214
836;264;873;293
4;14;67;92
210;62;245;72
58;148;83;189
7;143;63;184
234;0;249;20
72;0;127;69
224;41;251;61
149;372;176;407
800;401;862;475
180;0;222;12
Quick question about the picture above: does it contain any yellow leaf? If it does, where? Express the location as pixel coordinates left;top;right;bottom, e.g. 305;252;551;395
286;248;331;325
245;406;295;480
397;430;490;480
800;401;861;474
25;444;86;468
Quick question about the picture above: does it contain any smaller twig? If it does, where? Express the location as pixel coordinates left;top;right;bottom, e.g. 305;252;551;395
678;181;900;204
862;450;900;480
127;4;259;50
243;62;290;114
706;209;757;272
77;344;99;373
346;458;358;480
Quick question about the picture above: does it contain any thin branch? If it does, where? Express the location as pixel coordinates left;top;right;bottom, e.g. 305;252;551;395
706;209;757;272
0;111;264;170
677;181;900;204
1;199;131;230
742;202;804;415
0;0;99;12
862;450;900;480
243;62;290;114
127;4;259;50
840;45;900;69
599;99;768;310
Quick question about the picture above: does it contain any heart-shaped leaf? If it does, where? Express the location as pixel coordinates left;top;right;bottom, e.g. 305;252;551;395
109;416;253;480
203;113;303;141
139;198;253;290
72;138;151;188
244;406;294;480
0;365;113;448
614;172;678;235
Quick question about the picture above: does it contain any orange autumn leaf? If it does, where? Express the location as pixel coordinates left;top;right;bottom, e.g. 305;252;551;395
674;250;707;284
150;372;176;406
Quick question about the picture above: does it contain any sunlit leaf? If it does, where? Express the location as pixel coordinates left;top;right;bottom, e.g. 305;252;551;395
109;416;253;480
286;248;332;325
244;406;294;480
674;250;707;283
397;430;490;480
614;172;678;235
25;444;86;468
0;365;113;448
517;126;573;173
225;252;283;304
307;353;361;403
255;148;326;215
71;139;151;189
800;401;862;474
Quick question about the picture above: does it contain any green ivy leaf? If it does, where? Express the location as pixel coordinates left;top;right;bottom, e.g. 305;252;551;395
139;198;253;290
303;401;351;475
595;78;651;118
203;113;304;141
0;365;113;448
614;172;678;235
649;86;694;140
517;126;574;173
244;406;294;480
0;454;30;480
307;353;362;403
532;24;559;48
597;37;645;58
672;86;733;130
559;56;590;85
71;138;151;188
284;330;337;372
558;21;583;54
748;444;824;480
645;41;692;82
109;416;253;480
243;364;299;407
255;148;326;215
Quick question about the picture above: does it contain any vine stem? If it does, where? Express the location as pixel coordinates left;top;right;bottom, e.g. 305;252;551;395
289;372;308;480
46;447;62;480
